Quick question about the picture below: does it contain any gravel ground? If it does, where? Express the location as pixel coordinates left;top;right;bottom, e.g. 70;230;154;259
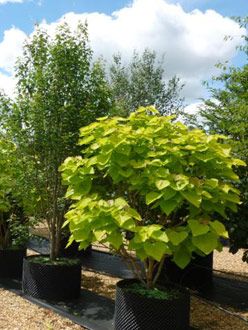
0;245;247;329
214;247;248;276
0;288;84;330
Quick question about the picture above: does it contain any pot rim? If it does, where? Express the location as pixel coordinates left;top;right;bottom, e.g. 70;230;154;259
24;254;81;267
116;278;189;302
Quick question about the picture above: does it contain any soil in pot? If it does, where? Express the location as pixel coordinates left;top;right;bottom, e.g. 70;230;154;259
114;279;190;330
22;255;81;301
159;253;213;292
0;248;26;279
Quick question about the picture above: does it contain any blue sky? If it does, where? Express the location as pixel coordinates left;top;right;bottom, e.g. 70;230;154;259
1;0;247;34
0;1;129;34
0;0;247;107
170;0;248;17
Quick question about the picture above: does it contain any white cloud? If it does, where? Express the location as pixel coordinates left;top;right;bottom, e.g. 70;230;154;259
0;27;26;97
184;101;203;115
0;0;23;4
0;27;27;74
0;0;245;100
0;72;16;96
182;101;205;126
40;0;244;101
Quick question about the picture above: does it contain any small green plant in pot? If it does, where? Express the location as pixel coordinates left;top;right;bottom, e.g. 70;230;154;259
0;138;30;279
60;107;245;330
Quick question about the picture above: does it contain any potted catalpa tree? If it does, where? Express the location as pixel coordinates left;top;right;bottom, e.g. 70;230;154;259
60;107;244;329
0;138;31;279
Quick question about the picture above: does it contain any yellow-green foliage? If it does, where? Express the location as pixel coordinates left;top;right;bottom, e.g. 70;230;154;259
60;107;245;270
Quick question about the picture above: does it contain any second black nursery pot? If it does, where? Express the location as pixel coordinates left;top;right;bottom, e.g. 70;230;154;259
22;255;81;301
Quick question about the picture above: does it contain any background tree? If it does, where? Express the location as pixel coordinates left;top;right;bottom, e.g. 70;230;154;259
109;49;184;116
0;22;113;260
198;17;248;261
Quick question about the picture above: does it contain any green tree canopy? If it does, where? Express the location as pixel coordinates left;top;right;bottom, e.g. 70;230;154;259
0;136;31;249
0;22;113;259
199;18;248;259
109;49;184;116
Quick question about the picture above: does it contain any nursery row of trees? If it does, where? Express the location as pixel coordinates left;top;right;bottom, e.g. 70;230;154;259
0;17;247;264
0;22;183;260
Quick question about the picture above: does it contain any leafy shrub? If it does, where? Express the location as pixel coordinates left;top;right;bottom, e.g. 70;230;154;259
60;107;244;288
0;138;31;249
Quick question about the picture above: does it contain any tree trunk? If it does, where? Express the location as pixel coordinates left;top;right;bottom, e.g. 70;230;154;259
55;217;62;259
146;258;154;289
50;222;56;261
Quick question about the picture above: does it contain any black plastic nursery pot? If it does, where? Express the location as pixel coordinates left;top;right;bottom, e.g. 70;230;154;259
160;253;213;291
22;255;81;301
114;279;190;330
0;248;26;279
